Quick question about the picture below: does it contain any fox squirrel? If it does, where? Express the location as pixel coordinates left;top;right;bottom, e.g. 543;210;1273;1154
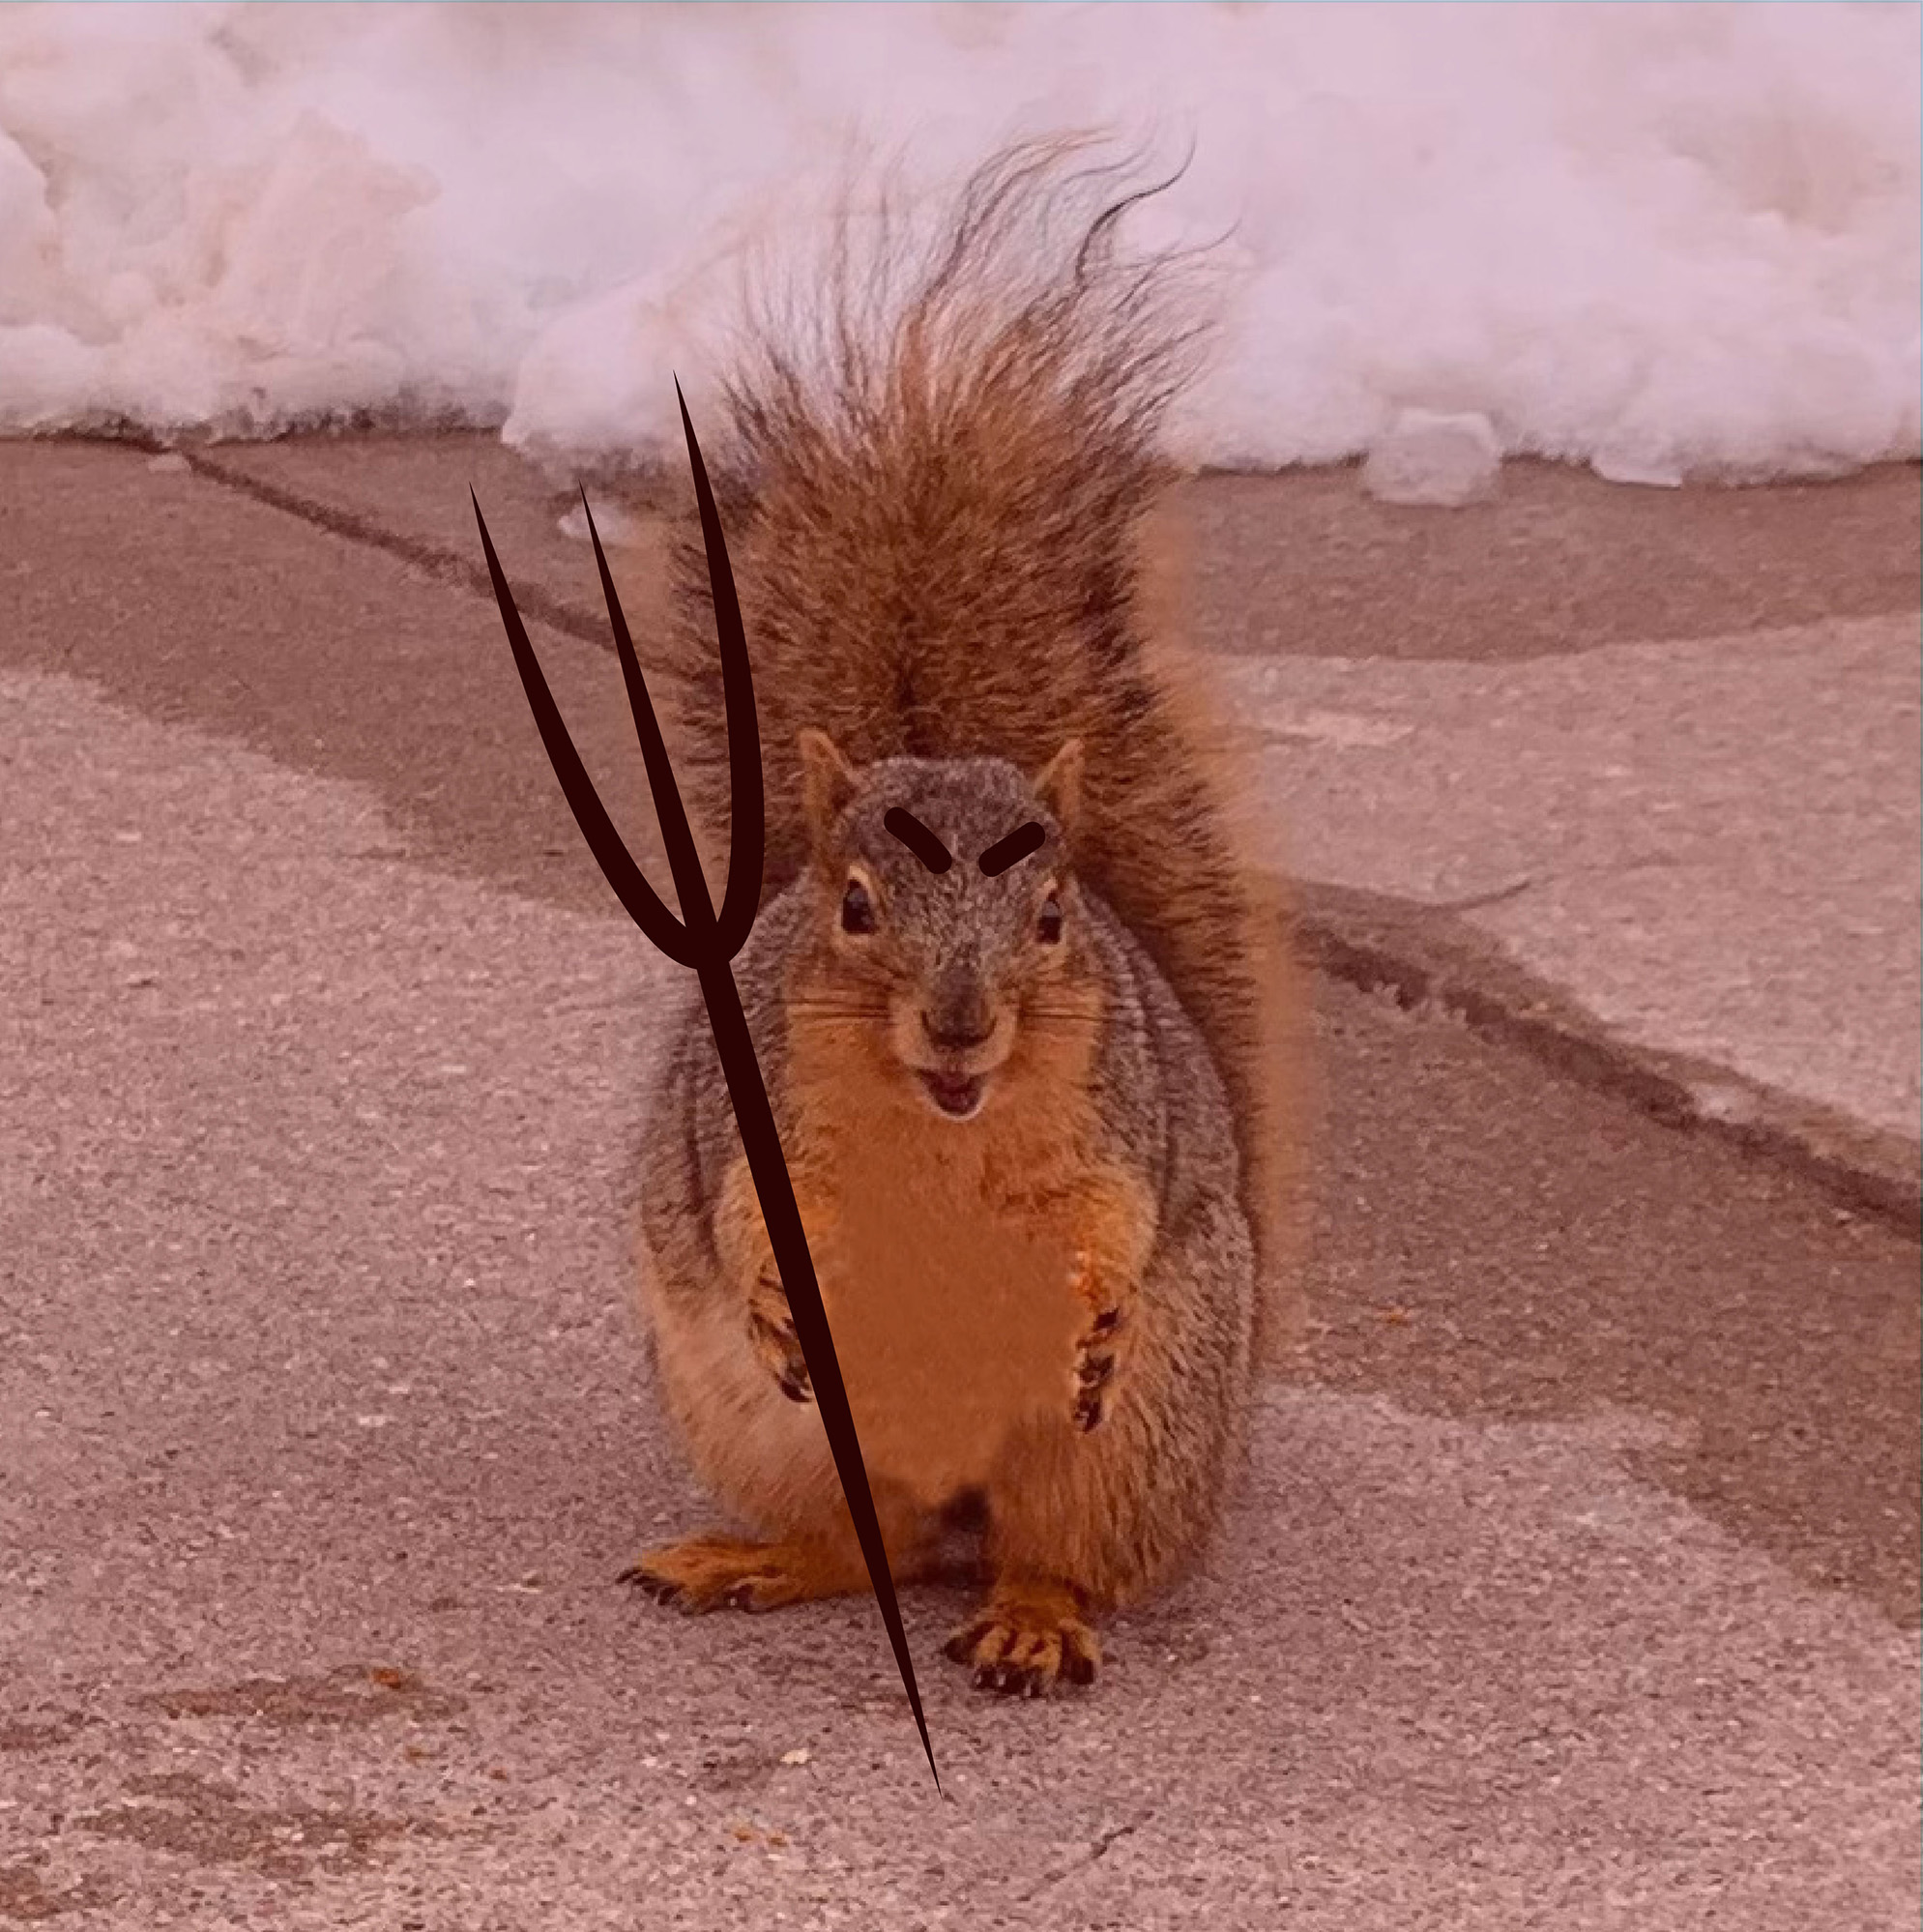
622;136;1304;1695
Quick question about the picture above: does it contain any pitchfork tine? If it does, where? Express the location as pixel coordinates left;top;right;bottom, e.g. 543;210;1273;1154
472;394;940;1791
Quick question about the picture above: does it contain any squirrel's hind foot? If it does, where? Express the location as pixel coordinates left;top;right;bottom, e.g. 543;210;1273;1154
619;1533;863;1615
943;1581;1101;1696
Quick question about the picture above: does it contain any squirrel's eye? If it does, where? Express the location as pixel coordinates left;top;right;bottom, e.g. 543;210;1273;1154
840;878;877;936
1035;893;1064;945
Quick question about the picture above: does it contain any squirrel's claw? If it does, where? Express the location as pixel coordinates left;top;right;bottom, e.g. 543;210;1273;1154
616;1561;688;1609
748;1306;814;1405
1072;1309;1124;1431
972;1660;1051;1698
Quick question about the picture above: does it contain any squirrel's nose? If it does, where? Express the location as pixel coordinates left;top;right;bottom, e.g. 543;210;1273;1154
922;963;994;1050
921;982;995;1050
921;1010;995;1052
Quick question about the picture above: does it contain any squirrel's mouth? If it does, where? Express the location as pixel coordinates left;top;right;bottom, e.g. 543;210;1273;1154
917;1069;988;1121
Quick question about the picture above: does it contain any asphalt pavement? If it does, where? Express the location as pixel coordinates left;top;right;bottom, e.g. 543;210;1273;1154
1;438;1916;1930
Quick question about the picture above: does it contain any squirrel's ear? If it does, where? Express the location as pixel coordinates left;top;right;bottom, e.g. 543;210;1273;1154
798;728;860;849
1033;738;1084;838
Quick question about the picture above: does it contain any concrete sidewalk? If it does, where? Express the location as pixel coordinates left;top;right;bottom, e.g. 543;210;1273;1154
1;441;1917;1929
173;435;1923;1207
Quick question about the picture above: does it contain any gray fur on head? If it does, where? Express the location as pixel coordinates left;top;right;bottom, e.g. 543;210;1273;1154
800;745;1080;1055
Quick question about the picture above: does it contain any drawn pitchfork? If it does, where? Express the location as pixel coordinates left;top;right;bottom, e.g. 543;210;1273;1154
471;381;938;1790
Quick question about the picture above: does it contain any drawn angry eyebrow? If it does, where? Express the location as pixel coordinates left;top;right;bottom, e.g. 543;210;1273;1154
977;821;1045;877
884;806;952;873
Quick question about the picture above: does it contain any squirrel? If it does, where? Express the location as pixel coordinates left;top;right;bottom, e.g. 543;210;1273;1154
621;134;1304;1696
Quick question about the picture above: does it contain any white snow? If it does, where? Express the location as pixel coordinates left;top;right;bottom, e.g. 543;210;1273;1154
555;498;643;547
1361;409;1501;507
0;1;1917;481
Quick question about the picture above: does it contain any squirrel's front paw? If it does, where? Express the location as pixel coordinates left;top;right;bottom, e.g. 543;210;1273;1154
748;1281;813;1405
1072;1308;1123;1432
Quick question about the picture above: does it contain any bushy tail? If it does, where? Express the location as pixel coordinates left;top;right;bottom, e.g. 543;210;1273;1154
656;134;1308;1363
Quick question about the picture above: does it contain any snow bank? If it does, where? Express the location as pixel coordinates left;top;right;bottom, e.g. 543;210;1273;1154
1;1;1916;480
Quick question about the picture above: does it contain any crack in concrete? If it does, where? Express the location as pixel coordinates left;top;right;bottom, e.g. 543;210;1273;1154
1294;899;1921;1237
1014;1813;1149;1905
